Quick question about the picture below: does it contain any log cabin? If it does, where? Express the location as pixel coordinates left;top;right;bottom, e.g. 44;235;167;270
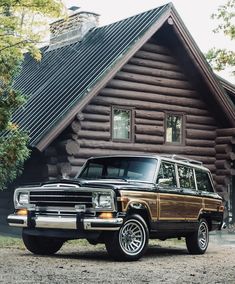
1;3;235;229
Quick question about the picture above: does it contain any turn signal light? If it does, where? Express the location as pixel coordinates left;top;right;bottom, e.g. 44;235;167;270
99;212;113;219
16;209;28;216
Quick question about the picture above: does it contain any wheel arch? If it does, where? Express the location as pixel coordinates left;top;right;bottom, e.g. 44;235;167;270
126;202;151;230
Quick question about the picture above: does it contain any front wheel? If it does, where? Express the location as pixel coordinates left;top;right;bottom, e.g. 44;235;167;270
105;214;149;261
22;231;64;255
186;219;209;255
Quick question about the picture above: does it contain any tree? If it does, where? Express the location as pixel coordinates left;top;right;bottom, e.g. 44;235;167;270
206;0;235;76
0;0;65;189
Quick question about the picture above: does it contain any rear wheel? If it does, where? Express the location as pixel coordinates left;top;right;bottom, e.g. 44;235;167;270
22;231;64;255
105;214;149;261
186;219;209;255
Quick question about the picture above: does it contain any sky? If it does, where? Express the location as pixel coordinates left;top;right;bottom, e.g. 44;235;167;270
63;0;235;83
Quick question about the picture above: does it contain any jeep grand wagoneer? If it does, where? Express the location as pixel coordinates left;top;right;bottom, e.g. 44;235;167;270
8;155;224;260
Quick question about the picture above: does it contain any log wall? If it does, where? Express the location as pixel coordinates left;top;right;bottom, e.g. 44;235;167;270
42;40;235;211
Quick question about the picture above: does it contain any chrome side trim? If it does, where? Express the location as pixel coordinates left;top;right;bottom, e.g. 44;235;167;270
7;215;27;227
84;218;123;231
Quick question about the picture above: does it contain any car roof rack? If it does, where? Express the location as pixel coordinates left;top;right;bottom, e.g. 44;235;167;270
161;154;203;166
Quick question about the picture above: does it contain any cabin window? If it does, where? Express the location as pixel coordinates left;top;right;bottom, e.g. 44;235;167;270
112;108;132;141
157;162;177;187
195;170;214;192
165;114;183;144
178;165;196;189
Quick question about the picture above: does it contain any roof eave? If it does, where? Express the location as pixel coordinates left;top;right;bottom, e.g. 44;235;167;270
170;7;235;127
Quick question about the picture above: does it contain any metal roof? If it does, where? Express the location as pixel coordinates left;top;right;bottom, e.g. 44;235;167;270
12;4;170;148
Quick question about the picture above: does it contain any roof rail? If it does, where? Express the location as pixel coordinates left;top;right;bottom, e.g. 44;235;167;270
161;154;203;166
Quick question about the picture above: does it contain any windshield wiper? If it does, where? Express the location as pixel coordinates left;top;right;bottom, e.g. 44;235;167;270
97;176;129;182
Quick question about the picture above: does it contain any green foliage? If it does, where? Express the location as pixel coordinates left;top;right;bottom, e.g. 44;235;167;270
206;0;235;76
0;0;65;190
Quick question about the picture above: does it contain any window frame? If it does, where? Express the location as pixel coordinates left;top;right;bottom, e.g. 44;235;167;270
111;106;134;143
164;112;185;145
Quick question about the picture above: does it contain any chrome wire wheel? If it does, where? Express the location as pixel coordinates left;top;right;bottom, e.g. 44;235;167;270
198;221;209;250
119;219;146;256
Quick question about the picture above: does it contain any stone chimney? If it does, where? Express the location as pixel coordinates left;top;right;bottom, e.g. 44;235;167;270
47;11;99;51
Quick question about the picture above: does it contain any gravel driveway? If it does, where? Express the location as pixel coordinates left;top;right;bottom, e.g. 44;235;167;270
0;237;234;284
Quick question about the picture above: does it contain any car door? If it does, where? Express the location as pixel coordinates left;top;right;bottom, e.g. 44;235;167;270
177;165;202;221
157;161;186;222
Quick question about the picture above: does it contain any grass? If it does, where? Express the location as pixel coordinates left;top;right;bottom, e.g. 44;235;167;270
0;236;24;249
0;235;185;250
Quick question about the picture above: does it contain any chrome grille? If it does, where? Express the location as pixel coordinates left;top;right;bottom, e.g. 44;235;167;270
29;190;93;208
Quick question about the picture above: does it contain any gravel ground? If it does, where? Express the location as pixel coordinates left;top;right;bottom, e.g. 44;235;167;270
0;236;235;284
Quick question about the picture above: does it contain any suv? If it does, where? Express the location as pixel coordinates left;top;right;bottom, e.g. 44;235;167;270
8;155;224;261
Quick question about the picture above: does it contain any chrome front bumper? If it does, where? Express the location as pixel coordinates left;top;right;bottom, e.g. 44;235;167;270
7;214;123;231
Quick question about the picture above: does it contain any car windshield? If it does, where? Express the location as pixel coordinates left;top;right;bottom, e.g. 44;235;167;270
78;157;157;183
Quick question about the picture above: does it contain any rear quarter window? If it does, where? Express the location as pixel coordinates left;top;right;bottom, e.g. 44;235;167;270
195;170;214;192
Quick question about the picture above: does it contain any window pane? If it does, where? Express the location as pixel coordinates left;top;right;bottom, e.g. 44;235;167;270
113;109;131;140
157;162;177;187
166;114;182;143
178;165;196;189
195;170;213;192
79;157;157;182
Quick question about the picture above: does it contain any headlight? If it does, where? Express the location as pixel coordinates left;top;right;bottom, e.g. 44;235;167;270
93;192;112;209
18;192;29;205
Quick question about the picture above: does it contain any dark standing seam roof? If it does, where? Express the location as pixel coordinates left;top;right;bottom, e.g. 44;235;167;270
13;4;170;148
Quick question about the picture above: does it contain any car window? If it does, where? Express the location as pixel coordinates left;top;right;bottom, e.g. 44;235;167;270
157;162;177;187
195;170;214;192
178;165;196;189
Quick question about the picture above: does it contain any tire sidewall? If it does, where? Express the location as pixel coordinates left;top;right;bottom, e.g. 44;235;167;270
107;214;149;261
197;219;209;253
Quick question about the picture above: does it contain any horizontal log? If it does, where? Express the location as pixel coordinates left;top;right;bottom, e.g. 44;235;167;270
78;148;145;158
141;43;171;55
80;121;110;131
186;115;216;126
79;141;215;156
135;110;164;120
186;123;217;131
101;88;205;109
43;164;58;177
67;156;87;167
135;118;163;126
78;130;110;141
107;79;199;99
215;185;227;194
186;139;215;148
129;57;181;72
214;175;230;186
216;152;235;161
57;139;80;156
135;125;164;135
216;128;235;137
83;104;110;115
215;160;230;170
83;113;110;122
135;50;177;64
215;136;235;145
135;134;164;144
115;71;192;90
122;64;185;81
93;96;209;116
216;169;235;176
186;129;216;140
215;144;232;154
70;120;81;134
186;155;216;165
205;165;216;173
69;166;82;177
